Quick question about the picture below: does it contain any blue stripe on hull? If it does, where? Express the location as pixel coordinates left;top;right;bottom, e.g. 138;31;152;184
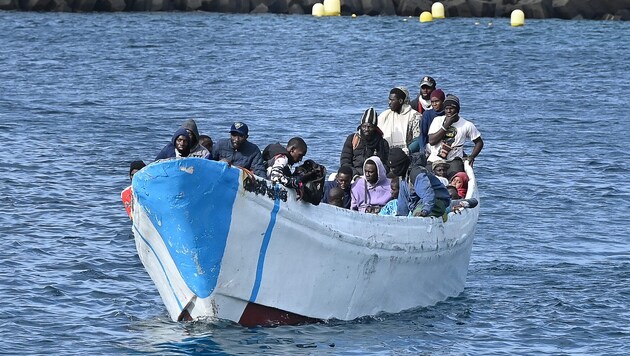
249;192;281;302
133;158;240;299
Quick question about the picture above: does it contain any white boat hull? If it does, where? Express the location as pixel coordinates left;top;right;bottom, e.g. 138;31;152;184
131;158;479;326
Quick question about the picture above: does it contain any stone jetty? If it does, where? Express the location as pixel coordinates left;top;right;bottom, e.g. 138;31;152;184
1;0;628;21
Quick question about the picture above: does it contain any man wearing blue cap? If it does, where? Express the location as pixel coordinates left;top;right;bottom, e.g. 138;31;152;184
211;122;266;177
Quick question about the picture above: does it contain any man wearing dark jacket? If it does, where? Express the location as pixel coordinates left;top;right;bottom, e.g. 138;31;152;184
340;107;389;179
211;122;266;177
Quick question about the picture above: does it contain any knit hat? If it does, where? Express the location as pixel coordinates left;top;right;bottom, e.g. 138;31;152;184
360;107;378;126
387;148;410;177
396;86;410;105
443;94;460;111
430;89;445;101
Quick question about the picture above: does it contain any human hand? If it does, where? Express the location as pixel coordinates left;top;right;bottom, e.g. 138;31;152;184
464;156;475;167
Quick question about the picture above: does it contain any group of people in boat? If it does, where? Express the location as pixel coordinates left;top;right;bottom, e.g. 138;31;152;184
126;76;483;219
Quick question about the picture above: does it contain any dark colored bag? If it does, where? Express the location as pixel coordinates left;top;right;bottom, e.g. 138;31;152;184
293;159;326;205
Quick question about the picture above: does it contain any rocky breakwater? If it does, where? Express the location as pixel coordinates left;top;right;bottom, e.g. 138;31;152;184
1;0;628;21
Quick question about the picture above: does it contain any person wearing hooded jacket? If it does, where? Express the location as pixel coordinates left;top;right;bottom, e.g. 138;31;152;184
350;156;392;213
397;165;450;218
340;107;389;179
155;119;210;160
377;87;420;155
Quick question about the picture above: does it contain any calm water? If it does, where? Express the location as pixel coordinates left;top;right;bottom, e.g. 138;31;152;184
1;12;629;354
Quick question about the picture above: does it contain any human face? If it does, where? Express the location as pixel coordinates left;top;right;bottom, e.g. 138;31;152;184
434;165;448;177
421;86;434;100
336;173;352;190
230;133;247;150
360;123;376;138
431;97;444;111
364;163;378;184
445;105;459;119
388;94;403;112
175;135;189;153
289;147;306;163
451;176;464;189
130;169;139;180
390;180;400;199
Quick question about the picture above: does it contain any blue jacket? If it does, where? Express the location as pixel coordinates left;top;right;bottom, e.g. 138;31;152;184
397;169;450;216
409;108;445;154
211;138;266;177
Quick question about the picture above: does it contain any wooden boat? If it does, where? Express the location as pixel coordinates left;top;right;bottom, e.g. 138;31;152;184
129;158;479;326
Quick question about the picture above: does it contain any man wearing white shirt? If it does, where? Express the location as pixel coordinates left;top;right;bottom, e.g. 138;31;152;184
427;94;484;176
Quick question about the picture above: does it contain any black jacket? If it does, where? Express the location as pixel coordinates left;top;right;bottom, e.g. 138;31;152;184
340;132;389;177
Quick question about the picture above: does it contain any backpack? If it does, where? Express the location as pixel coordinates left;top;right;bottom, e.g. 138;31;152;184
293;159;326;205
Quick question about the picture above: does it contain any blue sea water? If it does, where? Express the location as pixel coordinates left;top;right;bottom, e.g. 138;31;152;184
1;12;629;354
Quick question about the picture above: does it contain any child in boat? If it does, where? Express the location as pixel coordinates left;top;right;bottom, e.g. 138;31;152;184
379;173;400;216
327;186;346;208
450;172;469;198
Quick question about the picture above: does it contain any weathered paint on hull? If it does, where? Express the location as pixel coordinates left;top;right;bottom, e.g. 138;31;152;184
131;158;479;326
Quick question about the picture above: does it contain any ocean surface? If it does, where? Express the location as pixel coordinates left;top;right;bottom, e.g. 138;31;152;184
1;12;629;355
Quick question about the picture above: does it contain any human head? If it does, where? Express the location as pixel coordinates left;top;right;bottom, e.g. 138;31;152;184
447;185;460;200
388;88;406;113
420;76;436;100
181;119;200;147
198;135;213;152
172;128;191;157
443;94;461;119
287;137;307;164
229;122;249;150
432;160;449;178
388;173;400;200
328;186;345;207
336;166;353;191
364;159;378;185
129;160;146;180
396;86;410;105
387;148;410;178
430;89;445;111
450;172;469;198
359;107;378;138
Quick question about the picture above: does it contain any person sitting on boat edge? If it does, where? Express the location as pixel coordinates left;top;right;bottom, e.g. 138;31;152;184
211;122;266;177
262;137;315;198
350;156;391;214
427;94;483;176
377;87;420;155
321;166;353;209
378;172;400;216
340;107;390;180
155;119;210;160
397;165;450;218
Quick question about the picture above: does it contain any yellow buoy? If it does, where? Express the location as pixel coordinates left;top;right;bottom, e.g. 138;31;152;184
312;3;324;17
431;2;445;19
419;11;433;23
323;0;340;16
351;13;357;18
511;9;525;26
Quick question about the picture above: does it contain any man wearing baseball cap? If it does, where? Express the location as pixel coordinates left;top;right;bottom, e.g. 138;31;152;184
410;76;436;114
211;121;266;177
